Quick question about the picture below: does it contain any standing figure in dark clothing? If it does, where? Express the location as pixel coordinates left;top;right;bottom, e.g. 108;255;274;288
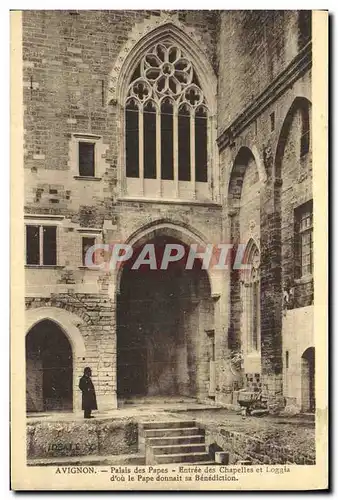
79;367;98;418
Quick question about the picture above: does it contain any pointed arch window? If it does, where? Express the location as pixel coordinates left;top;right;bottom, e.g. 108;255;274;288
300;103;310;158
124;43;210;200
250;254;260;353
243;244;261;354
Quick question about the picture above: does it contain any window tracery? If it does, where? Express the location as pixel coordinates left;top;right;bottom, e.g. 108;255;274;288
124;42;209;200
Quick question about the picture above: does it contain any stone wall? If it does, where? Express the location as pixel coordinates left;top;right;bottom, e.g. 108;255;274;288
217;10;304;132
27;418;138;458
26;294;116;410
23;9;218;215
216;9;312;403
204;425;315;465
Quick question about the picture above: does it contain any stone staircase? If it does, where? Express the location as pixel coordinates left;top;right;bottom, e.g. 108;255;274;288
142;420;213;465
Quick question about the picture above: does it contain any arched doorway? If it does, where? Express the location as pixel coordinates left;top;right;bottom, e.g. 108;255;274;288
117;235;213;401
301;347;315;412
26;320;73;412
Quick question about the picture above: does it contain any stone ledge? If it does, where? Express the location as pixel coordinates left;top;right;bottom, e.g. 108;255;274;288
117;197;222;208
73;176;102;181
27;418;138;459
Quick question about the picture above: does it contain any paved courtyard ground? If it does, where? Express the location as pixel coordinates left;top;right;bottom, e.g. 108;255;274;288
27;398;315;461
184;409;315;460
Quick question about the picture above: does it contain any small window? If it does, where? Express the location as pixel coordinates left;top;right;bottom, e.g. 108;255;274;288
82;236;96;266
79;142;95;177
206;330;215;362
270;112;275;132
286;350;289;370
26;225;57;266
295;201;313;278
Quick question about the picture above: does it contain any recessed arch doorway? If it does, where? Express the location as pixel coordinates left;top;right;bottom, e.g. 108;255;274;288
117;233;214;401
26;319;73;412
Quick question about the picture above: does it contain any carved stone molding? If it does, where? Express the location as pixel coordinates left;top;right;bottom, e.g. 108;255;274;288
217;42;312;152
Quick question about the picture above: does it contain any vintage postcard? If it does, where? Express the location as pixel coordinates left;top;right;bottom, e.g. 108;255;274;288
10;9;328;491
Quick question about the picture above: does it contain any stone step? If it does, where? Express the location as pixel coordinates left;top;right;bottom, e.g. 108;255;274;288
176;461;216;465
142;421;196;430
151;443;205;456
148;435;205;446
145;427;203;438
152;443;206;455
154;452;211;464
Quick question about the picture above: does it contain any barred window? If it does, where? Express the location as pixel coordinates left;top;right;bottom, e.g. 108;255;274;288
125;43;208;189
295;201;313;277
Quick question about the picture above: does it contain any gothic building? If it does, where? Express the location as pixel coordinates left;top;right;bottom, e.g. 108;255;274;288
23;10;314;414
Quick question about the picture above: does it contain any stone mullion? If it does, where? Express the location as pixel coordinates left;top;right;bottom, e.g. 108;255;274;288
39;225;43;265
207;114;213;200
120;105;127;197
190;109;196;198
156;106;162;197
139;105;144;195
173;105;179;198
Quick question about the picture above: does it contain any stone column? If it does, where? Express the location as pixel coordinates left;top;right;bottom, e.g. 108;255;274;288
260;178;283;404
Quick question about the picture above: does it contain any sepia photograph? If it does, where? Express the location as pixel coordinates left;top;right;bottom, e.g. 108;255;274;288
10;7;328;490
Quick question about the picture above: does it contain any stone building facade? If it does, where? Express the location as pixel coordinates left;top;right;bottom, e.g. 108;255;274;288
23;10;313;413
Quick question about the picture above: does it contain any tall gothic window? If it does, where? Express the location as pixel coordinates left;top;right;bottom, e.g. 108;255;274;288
295;200;313;278
243;243;261;354
124;43;209;199
250;251;260;353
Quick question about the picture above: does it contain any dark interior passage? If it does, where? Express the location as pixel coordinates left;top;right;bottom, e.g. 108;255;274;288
26;320;73;412
301;347;315;413
117;236;212;399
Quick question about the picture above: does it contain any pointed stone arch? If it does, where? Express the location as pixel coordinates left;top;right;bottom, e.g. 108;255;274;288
25;307;86;411
115;219;215;401
274;96;312;180
25;307;86;358
108;15;217;113
115;219;215;294
228;146;262;210
111;15;219;202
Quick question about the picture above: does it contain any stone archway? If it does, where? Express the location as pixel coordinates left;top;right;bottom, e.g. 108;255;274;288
116;230;214;403
227;146;261;352
26;320;73;412
25;307;86;412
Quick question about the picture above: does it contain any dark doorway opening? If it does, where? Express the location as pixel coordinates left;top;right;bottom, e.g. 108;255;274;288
26;320;73;412
301;347;315;413
117;236;212;400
